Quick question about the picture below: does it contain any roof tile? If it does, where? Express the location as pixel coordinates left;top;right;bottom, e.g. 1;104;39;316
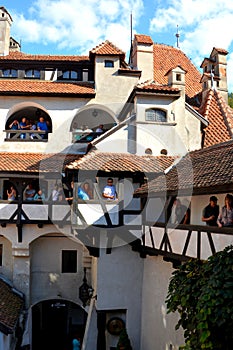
90;40;125;58
66;151;176;173
199;89;233;147
153;44;202;98
0;80;95;96
0;278;24;335
0;153;82;173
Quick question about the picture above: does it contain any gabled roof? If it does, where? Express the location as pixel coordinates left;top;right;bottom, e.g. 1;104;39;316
199;89;233;147
0;277;24;335
0;153;83;174
0;80;95;97
153;44;202;99
66;151;176;173
90;40;125;59
135;140;233;196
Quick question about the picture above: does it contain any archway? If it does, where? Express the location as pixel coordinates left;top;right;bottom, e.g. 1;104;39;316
5;101;52;133
32;299;87;350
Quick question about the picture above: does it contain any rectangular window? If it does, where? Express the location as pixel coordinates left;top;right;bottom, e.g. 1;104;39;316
62;250;77;273
0;244;2;266
105;60;114;68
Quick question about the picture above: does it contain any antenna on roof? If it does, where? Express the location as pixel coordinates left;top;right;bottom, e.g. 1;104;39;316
128;12;133;67
175;25;180;48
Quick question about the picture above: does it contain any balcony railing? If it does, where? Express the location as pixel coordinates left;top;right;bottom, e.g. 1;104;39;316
4;129;48;141
0;199;71;226
139;222;233;261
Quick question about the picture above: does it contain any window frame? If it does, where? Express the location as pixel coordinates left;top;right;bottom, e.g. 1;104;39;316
61;250;77;273
61;70;82;81
145;108;167;123
25;69;41;79
104;60;114;68
2;68;18;78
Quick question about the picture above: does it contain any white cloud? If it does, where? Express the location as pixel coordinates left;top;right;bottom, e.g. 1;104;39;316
10;0;144;55
149;0;233;91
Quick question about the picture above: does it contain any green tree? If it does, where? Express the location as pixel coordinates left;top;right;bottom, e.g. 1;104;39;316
166;245;233;349
228;93;233;108
116;328;133;350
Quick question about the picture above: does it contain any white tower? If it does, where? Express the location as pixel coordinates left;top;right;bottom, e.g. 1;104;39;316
0;7;13;56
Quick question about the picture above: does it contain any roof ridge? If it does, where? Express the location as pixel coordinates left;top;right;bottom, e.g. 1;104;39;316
214;89;233;137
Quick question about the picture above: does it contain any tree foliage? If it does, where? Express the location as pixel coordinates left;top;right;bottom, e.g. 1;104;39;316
228;93;233;108
166;245;233;349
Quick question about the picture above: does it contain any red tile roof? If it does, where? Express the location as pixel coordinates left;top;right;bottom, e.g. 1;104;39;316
90;40;125;59
66;151;176;173
136;80;180;94
134;34;153;45
135;140;233;196
0;278;24;335
0;153;82;173
0;80;95;96
0;51;89;62
153;44;202;98
199;89;233;147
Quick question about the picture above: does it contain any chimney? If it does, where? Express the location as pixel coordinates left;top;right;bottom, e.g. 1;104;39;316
131;34;154;82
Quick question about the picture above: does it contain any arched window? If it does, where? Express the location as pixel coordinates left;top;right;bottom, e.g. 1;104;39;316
145;108;167;122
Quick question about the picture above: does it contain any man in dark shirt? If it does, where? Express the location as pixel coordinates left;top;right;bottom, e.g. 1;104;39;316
202;196;219;226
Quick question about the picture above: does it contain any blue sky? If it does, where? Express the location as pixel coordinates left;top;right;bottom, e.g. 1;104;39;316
2;0;233;91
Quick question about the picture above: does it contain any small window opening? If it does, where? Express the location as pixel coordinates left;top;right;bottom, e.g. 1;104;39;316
105;60;114;68
62;250;77;273
176;73;181;81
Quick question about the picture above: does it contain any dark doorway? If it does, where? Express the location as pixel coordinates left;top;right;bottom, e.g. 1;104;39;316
32;299;87;350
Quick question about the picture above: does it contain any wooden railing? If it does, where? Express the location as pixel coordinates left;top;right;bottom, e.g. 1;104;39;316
4;129;47;141
138;222;233;261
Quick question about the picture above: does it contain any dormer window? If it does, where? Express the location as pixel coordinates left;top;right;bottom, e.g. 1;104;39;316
25;69;40;79
2;69;18;78
105;60;114;68
145;108;167;122
176;74;181;81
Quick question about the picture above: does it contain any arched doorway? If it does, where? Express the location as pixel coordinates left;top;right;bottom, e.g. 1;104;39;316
32;299;87;350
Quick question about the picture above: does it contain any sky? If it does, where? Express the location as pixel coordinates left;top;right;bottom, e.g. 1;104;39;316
1;0;233;91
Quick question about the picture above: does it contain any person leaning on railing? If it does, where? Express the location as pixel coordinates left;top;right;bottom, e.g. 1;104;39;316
217;194;233;227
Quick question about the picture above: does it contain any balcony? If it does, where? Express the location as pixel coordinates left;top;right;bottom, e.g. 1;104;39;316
0;199;71;227
4;129;48;141
139;222;233;262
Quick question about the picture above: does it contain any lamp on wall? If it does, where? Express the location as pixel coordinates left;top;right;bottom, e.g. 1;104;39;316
79;267;94;307
92;109;98;117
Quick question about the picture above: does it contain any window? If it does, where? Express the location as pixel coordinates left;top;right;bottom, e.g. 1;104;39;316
176;73;181;81
145;108;167;122
62;70;82;80
25;69;40;78
2;69;18;78
0;244;2;266
62;250;77;273
105;60;114;68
